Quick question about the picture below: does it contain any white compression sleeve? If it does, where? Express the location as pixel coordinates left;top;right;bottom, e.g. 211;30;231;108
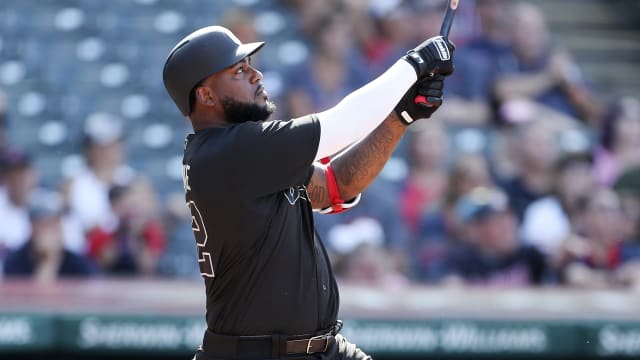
314;60;416;161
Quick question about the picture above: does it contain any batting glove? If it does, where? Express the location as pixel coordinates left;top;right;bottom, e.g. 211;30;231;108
402;36;455;79
394;76;445;125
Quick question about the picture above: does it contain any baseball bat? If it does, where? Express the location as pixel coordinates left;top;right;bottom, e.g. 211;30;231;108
440;0;459;38
415;0;459;105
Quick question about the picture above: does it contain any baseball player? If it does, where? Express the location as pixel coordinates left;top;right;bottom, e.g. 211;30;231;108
163;26;453;360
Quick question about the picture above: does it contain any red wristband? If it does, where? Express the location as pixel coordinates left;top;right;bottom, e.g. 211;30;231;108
323;160;346;213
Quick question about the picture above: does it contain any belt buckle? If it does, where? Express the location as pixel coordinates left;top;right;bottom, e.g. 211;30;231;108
306;334;329;354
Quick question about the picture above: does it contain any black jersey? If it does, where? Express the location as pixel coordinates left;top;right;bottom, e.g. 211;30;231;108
182;115;339;336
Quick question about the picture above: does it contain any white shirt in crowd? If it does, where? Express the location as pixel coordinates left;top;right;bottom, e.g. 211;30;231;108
66;163;135;233
521;196;571;255
0;188;31;251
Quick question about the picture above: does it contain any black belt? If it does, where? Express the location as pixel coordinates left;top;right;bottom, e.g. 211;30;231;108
202;321;342;358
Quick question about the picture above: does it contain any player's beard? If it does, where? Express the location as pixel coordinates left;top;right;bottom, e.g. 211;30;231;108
221;96;276;124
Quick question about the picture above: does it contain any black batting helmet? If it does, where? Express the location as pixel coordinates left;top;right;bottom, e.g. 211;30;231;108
162;26;265;116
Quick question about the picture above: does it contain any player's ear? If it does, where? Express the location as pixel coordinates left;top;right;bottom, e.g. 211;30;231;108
195;86;217;107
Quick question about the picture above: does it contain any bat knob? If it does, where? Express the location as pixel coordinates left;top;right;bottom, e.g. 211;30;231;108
414;95;427;105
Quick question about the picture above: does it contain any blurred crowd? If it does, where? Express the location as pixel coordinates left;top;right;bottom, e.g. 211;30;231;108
1;0;639;289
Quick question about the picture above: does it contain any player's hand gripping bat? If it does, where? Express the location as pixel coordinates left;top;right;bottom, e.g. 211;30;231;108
414;0;459;106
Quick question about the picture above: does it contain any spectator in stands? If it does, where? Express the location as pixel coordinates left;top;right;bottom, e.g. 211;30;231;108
442;153;494;242
498;119;560;222
4;192;96;282
157;192;200;279
349;0;415;76
280;0;340;40
86;181;165;276
594;97;640;186
409;153;494;282
61;113;136;234
521;152;595;256
439;0;513;125
441;186;550;286
0;149;38;255
0;148;85;257
493;2;602;125
327;217;410;289
314;177;410;257
284;11;369;118
399;121;450;235
613;169;640;288
342;243;411;289
0;89;7;156
312;171;412;283
221;8;260;47
614;165;640;244
558;187;640;288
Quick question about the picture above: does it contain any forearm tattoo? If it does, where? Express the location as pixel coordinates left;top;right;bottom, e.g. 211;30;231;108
306;175;329;206
306;113;406;209
333;113;406;198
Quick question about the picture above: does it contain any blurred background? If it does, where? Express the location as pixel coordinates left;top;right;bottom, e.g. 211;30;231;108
0;0;639;359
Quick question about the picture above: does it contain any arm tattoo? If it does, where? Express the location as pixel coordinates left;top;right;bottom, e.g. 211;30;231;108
306;165;330;208
333;112;407;199
337;123;396;187
307;112;407;209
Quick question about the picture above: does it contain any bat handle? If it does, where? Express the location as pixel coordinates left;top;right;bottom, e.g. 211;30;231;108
412;0;458;107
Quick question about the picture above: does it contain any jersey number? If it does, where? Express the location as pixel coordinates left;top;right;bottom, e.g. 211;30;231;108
187;200;215;278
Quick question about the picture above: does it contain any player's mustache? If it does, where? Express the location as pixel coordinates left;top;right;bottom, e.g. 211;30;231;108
255;84;264;97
